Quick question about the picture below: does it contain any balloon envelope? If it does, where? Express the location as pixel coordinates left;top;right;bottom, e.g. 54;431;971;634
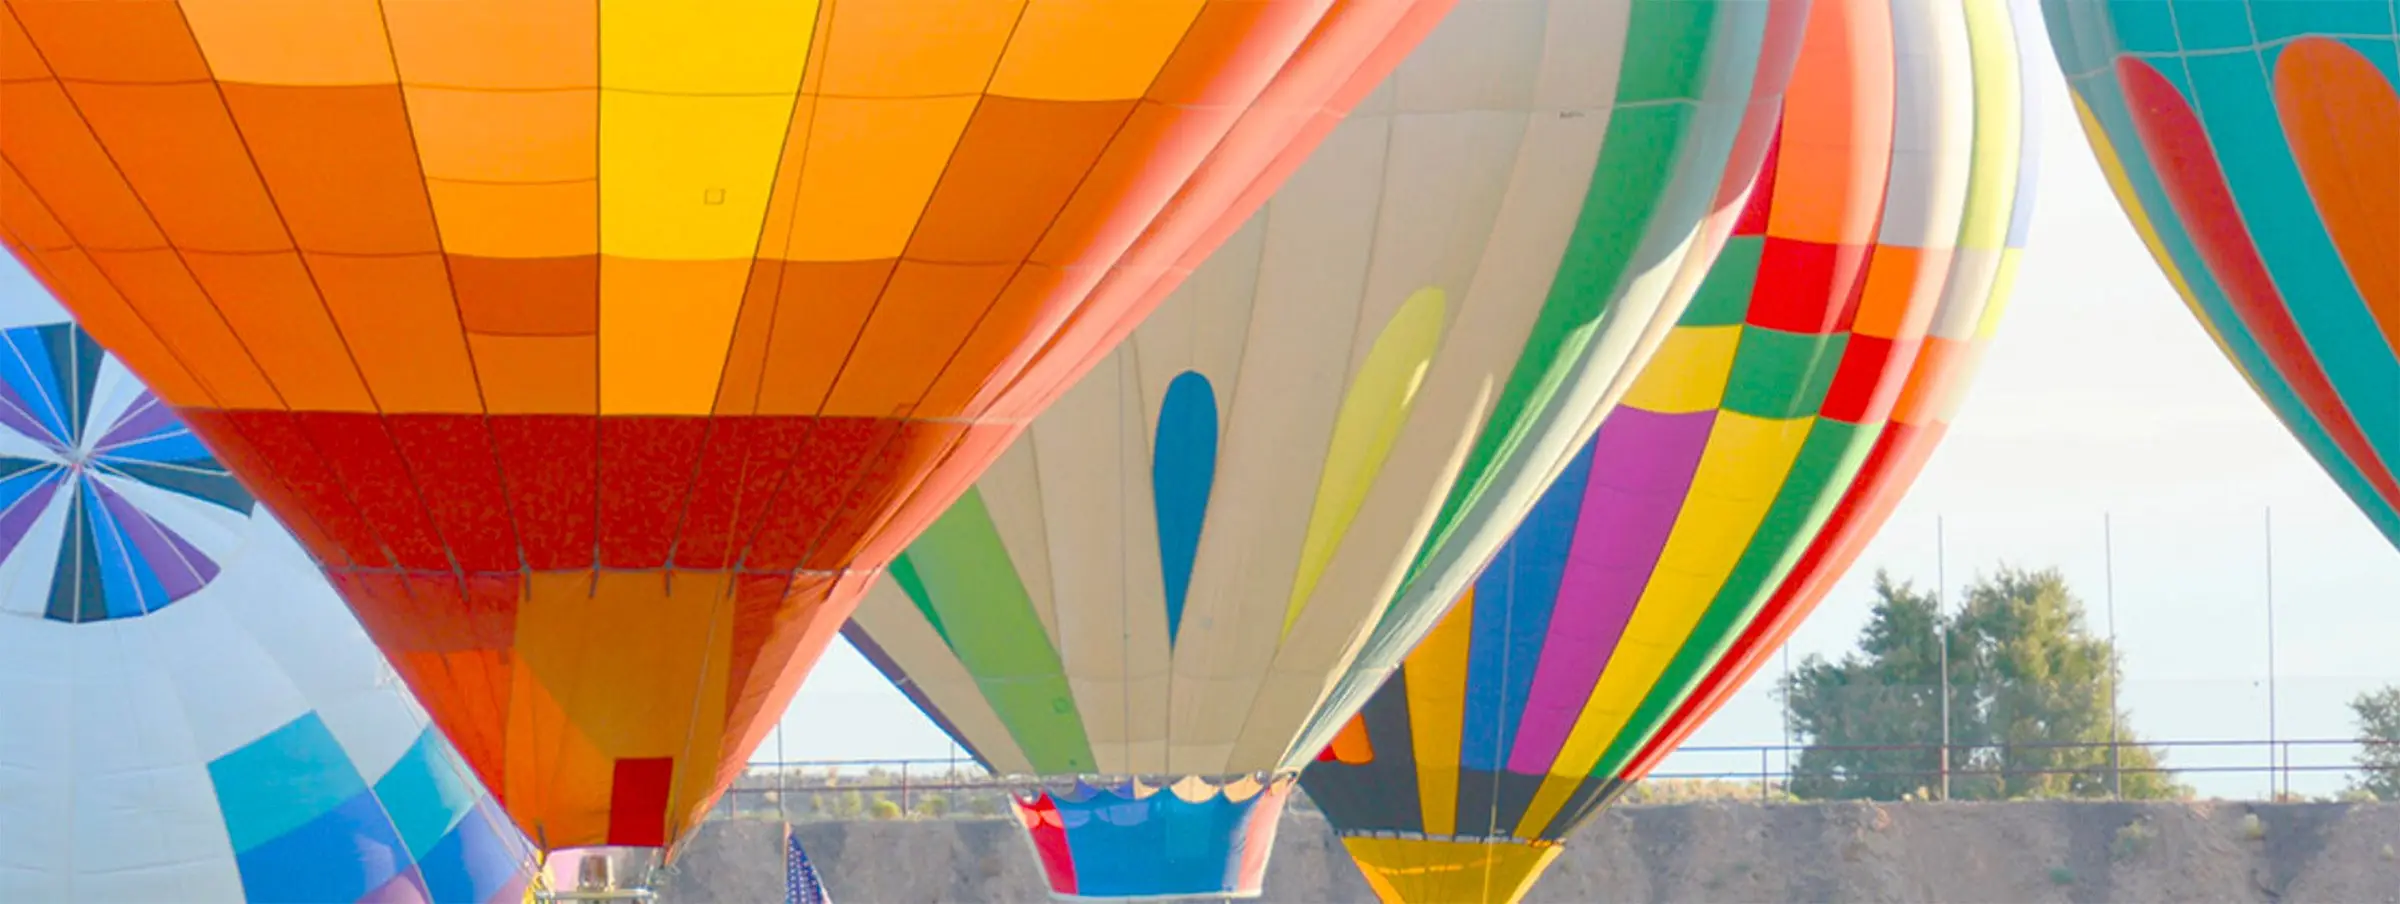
2043;0;2400;547
0;263;533;903
0;0;1445;852
847;0;1809;898
1301;0;2039;899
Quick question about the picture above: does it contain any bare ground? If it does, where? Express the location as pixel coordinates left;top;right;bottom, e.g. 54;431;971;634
658;801;2400;903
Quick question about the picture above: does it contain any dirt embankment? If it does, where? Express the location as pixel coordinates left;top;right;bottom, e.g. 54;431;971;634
659;801;2400;903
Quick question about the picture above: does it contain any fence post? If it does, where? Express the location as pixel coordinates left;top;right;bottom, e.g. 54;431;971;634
901;762;912;816
1760;748;1771;803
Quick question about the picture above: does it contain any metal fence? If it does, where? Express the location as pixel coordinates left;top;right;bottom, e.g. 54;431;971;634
704;736;2395;825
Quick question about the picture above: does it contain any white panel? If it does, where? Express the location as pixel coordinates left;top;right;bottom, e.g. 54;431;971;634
1876;0;1974;248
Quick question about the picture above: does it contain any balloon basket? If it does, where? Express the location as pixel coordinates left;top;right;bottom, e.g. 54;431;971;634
1008;774;1294;901
530;846;664;903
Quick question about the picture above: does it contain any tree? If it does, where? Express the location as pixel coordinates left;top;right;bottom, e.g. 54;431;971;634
1780;567;2188;801
2350;684;2400;801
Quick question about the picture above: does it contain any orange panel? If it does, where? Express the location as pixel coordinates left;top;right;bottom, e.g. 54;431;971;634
904;97;1138;263
218;83;441;255
452;256;600;336
468;333;598;415
179;250;377;411
776;96;979;263
178;0;396;86
58;81;290;254
987;0;1207;102
1032;101;1246;267
0;7;47;83
1849;245;1933;340
747;258;897;416
0;80;168;250
0;235;213;406
383;0;598;89
1764;0;1894;245
1888;336;1966;424
503;648;614;848
307;253;484;413
708;263;786;416
820;261;1016;418
405;87;597;184
811;0;1021;97
1144;0;1329;105
84;248;282;408
918;264;1081;417
425;179;600;260
5;0;210;83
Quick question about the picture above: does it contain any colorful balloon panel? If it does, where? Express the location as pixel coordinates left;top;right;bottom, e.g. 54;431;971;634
2044;0;2400;547
1301;1;2037;899
0;265;533;903
848;0;1809;897
0;0;1449;851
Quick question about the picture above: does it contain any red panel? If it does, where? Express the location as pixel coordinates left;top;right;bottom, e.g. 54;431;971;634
386;414;520;572
597;417;709;569
1816;333;1901;425
214;410;389;568
1731;118;1785;238
296;412;451;570
490;415;596;571
1015;796;1079;896
175;409;352;568
740;418;899;573
803;420;968;572
341;570;521;655
597;414;705;563
605;757;676;848
673;418;813;569
1746;236;1863;334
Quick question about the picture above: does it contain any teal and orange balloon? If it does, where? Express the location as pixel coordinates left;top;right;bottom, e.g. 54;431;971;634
2044;0;2400;547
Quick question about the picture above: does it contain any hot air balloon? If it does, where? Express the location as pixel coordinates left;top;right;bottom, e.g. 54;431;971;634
0;261;534;903
2043;0;2400;548
0;0;1453;876
842;1;1811;898
1301;0;2038;899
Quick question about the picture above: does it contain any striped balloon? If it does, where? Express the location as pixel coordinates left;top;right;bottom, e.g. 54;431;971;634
1301;1;2040;900
846;0;1812;898
2044;0;2400;547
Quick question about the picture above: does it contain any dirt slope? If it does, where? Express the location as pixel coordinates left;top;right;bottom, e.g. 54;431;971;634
659;801;2399;903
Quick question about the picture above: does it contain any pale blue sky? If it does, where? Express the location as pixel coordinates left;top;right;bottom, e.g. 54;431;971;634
760;60;2400;798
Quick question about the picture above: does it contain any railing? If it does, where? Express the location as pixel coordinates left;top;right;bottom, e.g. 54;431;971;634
702;738;2394;824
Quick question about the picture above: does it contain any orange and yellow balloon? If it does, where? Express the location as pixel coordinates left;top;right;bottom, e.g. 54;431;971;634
0;0;1441;858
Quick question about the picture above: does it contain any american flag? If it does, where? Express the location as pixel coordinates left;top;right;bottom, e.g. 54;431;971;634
785;822;832;904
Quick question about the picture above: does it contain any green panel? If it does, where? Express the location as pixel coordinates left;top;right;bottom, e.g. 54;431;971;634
1613;0;1724;104
907;488;1096;774
1589;418;1878;779
1681;237;1765;326
886;552;949;648
1720;328;1847;420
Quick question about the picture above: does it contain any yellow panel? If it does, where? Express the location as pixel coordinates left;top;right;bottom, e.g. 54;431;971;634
1513;411;1813;836
1975;250;2021;339
1403;594;1477;838
987;0;1209;101
1955;0;2023;252
511;571;737;846
404;87;596;184
427;180;599;259
598;257;753;414
1617;324;1740;414
1341;837;1563;904
815;0;1024;98
180;0;395;86
780;96;979;261
1284;287;1448;635
598;0;817;94
597;92;799;260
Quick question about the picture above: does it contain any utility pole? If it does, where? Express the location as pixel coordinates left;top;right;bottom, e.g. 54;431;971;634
2105;513;2121;799
1937;515;1950;802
